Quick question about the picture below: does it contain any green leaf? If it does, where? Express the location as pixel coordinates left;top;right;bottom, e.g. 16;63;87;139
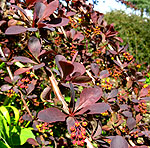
0;106;10;125
15;62;25;68
0;114;9;139
0;140;11;148
6;106;19;125
20;128;35;145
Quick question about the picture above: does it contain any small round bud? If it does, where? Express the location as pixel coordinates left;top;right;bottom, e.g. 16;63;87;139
75;121;80;127
82;121;88;127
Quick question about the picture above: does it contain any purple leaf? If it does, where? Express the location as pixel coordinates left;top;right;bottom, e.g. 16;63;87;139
73;32;84;42
38;107;67;123
108;89;118;99
91;63;99;76
22;113;32;121
34;2;46;19
11;5;29;20
4;76;12;83
14;67;32;75
26;79;37;95
13;56;37;64
77;103;110;115
27;28;38;32
87;103;110;114
41;0;59;20
28;36;41;58
140;97;150;101
139;88;148;98
55;55;67;77
100;70;110;79
41;86;51;100
47;18;69;27
72;62;86;76
127;117;136;130
32;63;45;70
27;138;39;146
66;11;76;17
122;111;132;118
66;117;75;134
92;120;102;138
76;86;103;110
5;26;27;35
1;84;12;91
110;135;128;148
59;61;74;79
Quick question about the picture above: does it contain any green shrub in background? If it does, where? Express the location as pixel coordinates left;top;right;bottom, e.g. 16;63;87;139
105;10;150;64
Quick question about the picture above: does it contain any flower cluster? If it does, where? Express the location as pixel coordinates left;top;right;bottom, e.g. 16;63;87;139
101;77;113;90
6;89;17;98
101;111;109;116
117;89;129;103
130;129;140;138
123;52;133;61
36;122;53;135
138;100;147;114
70;121;88;146
17;71;35;89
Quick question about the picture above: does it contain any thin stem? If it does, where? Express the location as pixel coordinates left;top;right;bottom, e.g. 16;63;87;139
0;46;14;81
19;90;33;119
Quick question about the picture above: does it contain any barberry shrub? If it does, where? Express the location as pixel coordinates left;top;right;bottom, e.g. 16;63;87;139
0;0;150;147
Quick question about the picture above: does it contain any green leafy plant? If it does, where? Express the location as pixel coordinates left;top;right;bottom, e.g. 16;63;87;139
0;105;35;148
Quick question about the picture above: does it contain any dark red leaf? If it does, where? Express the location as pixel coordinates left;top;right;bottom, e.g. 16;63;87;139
27;138;39;146
41;0;59;20
110;135;128;148
59;61;74;79
26;0;36;5
0;20;6;26
13;56;37;64
28;36;41;58
91;63;99;76
127;117;136;130
5;26;27;35
14;67;32;75
47;18;69;27
55;55;67;77
1;84;12;91
38;107;67;123
76;86;103;110
34;2;46;19
72;76;92;83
